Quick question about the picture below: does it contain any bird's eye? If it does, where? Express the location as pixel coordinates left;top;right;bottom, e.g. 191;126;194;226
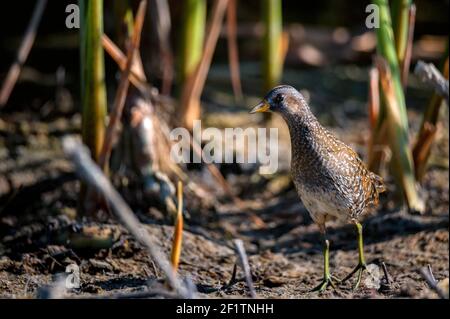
275;94;284;104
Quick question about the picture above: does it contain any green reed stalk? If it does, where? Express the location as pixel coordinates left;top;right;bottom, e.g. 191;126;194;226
373;0;423;212
391;0;411;70
262;0;283;93
178;0;206;85
80;0;107;162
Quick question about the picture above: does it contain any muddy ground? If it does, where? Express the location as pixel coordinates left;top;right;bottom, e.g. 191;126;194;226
0;65;449;299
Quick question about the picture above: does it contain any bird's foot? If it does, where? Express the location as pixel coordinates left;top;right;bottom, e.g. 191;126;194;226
310;274;340;293
341;263;367;290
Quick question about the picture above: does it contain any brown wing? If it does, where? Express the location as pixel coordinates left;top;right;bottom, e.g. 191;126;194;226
322;130;385;216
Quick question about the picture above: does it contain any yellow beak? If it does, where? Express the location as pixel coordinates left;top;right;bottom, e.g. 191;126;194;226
249;100;270;113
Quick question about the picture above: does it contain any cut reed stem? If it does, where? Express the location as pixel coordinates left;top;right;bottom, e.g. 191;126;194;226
171;181;184;273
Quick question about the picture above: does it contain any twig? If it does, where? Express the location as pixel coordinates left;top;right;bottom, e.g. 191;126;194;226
102;35;147;82
381;262;391;285
222;263;238;290
62;137;191;298
415;60;449;105
0;0;47;107
400;4;415;88
233;239;256;298
98;0;147;170
101;34;155;101
419;265;447;299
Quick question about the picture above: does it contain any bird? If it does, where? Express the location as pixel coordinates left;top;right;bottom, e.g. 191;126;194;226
250;85;385;292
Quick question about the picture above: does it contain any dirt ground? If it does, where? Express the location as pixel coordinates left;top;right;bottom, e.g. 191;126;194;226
0;92;448;299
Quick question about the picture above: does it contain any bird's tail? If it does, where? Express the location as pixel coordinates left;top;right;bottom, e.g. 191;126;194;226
370;172;386;194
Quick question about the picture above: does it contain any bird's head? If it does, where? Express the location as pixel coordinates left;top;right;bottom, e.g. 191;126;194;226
249;85;309;116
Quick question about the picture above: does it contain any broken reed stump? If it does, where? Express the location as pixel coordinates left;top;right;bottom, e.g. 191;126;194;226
415;60;449;105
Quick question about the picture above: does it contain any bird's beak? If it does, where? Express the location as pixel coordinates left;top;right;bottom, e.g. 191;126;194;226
249;100;270;113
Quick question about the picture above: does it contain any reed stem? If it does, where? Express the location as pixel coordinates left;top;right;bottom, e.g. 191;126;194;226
80;0;107;162
262;0;283;93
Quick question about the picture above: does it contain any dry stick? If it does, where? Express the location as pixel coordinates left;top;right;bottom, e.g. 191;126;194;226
400;4;415;89
181;0;230;118
62;137;191;298
102;35;150;96
367;66;387;172
233;239;256;298
381;262;391;285
225;263;238;288
226;0;243;101
419;266;447;299
102;35;163;109
412;123;437;177
0;0;47;107
102;35;147;81
368;67;380;130
98;0;147;170
415;60;449;105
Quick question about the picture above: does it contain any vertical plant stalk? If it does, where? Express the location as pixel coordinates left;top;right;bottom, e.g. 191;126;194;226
178;0;206;129
373;0;423;212
391;0;412;86
368;68;380;131
368;65;389;174
152;0;175;96
0;0;47;107
98;0;148;171
400;4;415;88
171;181;184;273
367;67;388;172
179;0;206;86
226;0;243;101
374;0;408;127
262;0;283;93
81;0;107;162
375;57;424;212
180;0;229;130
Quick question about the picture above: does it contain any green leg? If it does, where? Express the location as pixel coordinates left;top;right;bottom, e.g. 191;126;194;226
342;221;367;290
310;239;339;292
